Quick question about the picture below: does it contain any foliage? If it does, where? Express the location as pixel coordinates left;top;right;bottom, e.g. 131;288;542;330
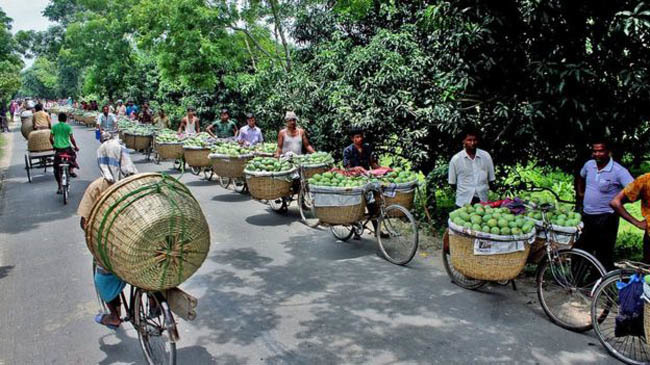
0;7;23;102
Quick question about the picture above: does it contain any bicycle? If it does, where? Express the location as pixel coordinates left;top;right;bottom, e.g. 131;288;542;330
442;185;606;332
57;153;73;205
268;164;321;228
94;264;179;365
591;260;650;364
328;184;419;265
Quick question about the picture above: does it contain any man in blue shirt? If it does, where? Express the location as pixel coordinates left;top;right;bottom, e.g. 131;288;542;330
343;127;379;172
576;140;634;269
125;100;139;118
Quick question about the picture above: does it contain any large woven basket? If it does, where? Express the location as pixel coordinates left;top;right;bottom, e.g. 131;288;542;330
85;173;210;291
183;147;212;168
133;135;153;151
448;223;532;281
245;169;295;200
314;203;366;225
156;143;184;160
527;222;582;264
27;130;54;152
301;164;331;179
83;115;96;126
21;117;33;139
210;154;254;179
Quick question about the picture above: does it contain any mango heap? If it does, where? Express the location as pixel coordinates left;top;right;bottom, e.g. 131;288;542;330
118;120;135;130
308;172;367;188
155;129;182;143
449;204;535;236
124;125;156;136
245;157;294;173
183;132;213;148
211;143;254;157
378;167;418;185
294;152;334;166
255;143;276;154
525;206;582;228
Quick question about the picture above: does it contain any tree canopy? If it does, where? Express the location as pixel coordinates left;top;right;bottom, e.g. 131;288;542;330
13;0;650;178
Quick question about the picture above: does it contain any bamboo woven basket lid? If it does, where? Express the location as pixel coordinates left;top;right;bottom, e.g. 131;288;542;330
86;173;210;291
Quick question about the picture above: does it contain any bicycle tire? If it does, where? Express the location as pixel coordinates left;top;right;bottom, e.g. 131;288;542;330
218;176;231;188
441;229;487;290
298;187;319;228
233;179;248;194
269;197;288;214
330;225;354;242
62;166;69;205
376;205;419;265
536;248;606;332
591;270;650;364
134;289;177;365
25;154;32;183
190;166;200;176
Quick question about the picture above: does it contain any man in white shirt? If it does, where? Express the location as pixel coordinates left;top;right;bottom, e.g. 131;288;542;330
237;113;264;147
96;105;118;131
448;128;495;207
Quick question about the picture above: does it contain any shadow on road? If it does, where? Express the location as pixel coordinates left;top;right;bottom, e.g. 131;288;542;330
245;212;294;227
211;193;250;203
0;265;14;279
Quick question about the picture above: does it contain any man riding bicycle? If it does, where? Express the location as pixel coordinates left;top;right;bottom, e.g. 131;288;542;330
50;113;80;194
78;131;137;329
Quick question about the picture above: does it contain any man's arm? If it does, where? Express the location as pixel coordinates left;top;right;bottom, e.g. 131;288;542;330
70;134;80;151
177;119;185;134
206;123;216;138
232;123;239;137
49;132;54;146
448;157;457;190
302;130;316;154
275;130;284;158
611;190;647;231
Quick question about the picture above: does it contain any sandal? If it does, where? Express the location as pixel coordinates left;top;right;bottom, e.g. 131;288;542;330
94;313;119;330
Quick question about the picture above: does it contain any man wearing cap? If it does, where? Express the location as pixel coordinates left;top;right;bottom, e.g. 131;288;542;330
275;111;315;157
237;113;264;147
207;109;238;139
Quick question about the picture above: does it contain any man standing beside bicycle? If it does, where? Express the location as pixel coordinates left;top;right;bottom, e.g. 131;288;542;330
448;128;495;208
575;140;634;270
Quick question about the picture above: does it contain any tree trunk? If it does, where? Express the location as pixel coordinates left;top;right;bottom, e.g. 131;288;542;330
242;35;257;71
267;0;291;72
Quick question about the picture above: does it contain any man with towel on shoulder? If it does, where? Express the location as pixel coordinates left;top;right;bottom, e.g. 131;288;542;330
78;132;137;330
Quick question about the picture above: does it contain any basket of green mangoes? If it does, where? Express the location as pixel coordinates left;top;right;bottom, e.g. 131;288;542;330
293;152;335;179
182;133;215;168
307;172;368;225
377;168;420;213
524;203;583;263
254;143;277;157
447;204;536;281
123;125;156;151
154;129;184;160
209;143;256;179
244;157;297;200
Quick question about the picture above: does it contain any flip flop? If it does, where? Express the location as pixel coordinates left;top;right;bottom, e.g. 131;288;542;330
94;313;119;330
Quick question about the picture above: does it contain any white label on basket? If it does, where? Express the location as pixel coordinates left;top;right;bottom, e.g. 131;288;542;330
473;239;526;255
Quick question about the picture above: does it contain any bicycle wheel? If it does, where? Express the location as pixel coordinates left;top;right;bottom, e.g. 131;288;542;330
441;229;487;290
173;159;184;172
376;205;419;265
592;270;650;364
269;197;288;214
330;225;355;242
62;166;69;205
25;155;32;183
190;166;200;176
298;186;319;228
233;179;248;194
134;289;177;365
218;176;231;188
536;248;606;332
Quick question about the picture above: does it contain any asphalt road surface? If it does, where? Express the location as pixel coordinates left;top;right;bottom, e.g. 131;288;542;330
0;120;616;364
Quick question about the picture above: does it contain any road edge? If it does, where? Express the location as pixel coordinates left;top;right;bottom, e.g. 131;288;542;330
0;122;14;194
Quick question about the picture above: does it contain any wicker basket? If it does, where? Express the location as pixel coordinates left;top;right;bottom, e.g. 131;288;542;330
311;185;367;225
527;222;581;264
156;143;184;160
20;117;33;140
27;130;54;152
82;115;96;126
448;223;532;281
314;203;366;225
133;135;153;151
301;164;331;179
210;153;254;179
245;169;296;200
85;173;210;291
183;147;212;168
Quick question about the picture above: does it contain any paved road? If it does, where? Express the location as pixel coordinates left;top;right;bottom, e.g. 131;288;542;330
0;121;615;364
